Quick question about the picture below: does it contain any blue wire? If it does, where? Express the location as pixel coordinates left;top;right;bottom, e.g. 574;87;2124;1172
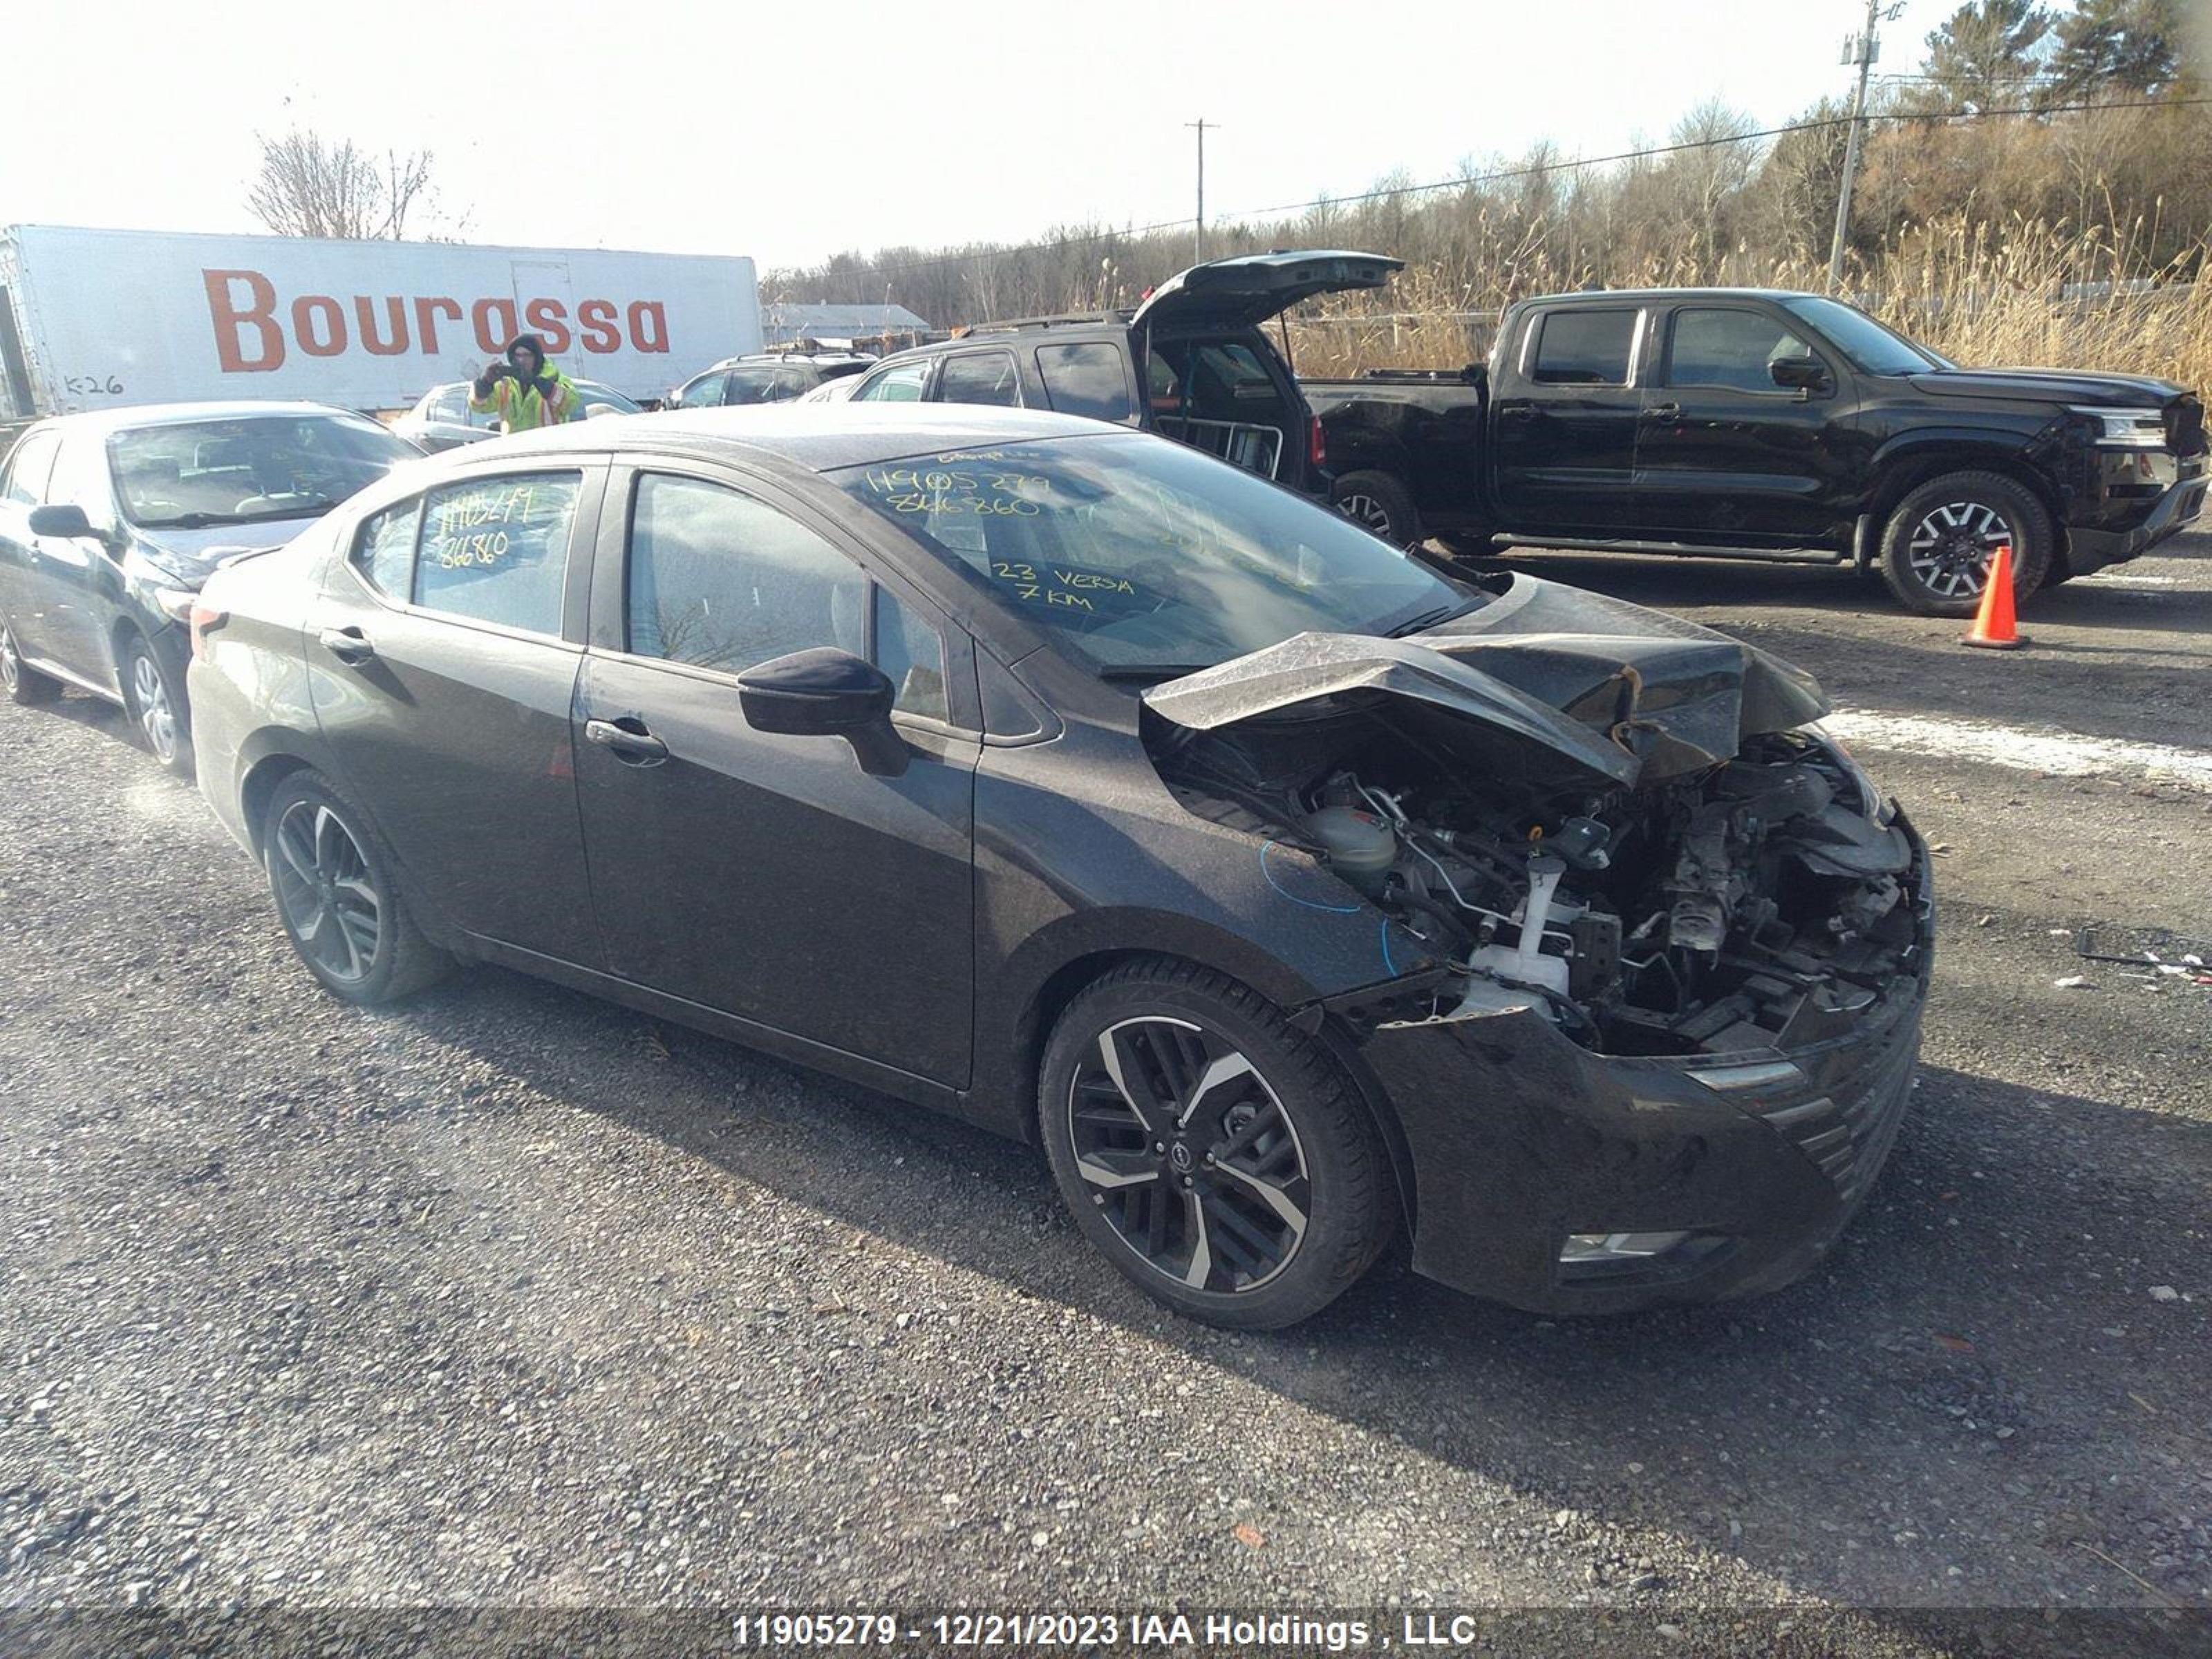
1380;918;1398;975
1259;840;1365;914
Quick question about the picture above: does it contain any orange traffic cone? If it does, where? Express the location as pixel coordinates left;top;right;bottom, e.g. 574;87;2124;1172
1962;543;2027;650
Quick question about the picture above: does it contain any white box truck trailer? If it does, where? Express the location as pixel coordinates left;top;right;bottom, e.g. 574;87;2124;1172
0;224;762;420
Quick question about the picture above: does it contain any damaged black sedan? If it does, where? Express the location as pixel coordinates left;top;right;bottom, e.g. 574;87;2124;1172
189;405;1931;1329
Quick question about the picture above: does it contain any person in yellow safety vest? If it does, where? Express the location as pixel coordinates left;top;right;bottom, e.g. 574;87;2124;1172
469;334;575;433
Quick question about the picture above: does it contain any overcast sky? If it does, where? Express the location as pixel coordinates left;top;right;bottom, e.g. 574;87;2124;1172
12;0;1961;270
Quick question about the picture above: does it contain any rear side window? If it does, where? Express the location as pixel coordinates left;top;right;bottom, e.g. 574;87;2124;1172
1036;343;1134;422
626;473;865;671
1530;310;1639;386
1;431;60;505
937;351;1022;408
353;499;420;597
413;472;581;634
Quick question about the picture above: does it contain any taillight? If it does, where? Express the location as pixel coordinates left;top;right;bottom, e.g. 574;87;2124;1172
1309;414;1327;469
188;602;227;662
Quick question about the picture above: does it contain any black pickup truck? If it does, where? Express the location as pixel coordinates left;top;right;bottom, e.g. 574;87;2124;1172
1307;288;2208;615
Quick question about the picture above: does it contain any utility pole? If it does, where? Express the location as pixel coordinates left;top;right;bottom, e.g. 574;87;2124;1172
1828;0;1904;292
1186;118;1217;263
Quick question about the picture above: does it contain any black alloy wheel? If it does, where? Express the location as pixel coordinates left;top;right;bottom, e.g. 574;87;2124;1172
1331;469;1420;550
1070;1015;1312;1294
261;771;452;1006
1039;960;1394;1329
1880;470;2052;617
272;797;385;987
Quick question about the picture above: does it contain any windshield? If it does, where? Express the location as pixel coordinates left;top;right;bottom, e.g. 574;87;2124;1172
110;414;415;529
834;433;1471;674
1778;295;1943;376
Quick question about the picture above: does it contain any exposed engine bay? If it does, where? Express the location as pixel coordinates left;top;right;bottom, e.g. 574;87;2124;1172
1159;718;1920;1056
1139;583;1927;1058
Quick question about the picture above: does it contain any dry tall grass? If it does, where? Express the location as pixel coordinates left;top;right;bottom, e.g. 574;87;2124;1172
1287;217;2212;389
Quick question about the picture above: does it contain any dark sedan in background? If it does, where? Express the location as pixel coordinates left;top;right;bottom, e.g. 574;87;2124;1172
188;405;1931;1327
0;402;418;774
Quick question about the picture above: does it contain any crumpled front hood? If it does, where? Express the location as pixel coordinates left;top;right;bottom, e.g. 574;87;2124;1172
1143;574;1828;791
1907;366;2184;407
133;518;317;585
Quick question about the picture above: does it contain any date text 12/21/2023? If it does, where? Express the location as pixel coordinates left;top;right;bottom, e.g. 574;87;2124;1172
727;1612;1394;1650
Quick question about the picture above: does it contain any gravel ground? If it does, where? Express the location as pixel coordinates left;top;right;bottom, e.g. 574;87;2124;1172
1;536;2208;1655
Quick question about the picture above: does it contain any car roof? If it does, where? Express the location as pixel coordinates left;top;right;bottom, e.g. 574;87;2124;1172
24;400;382;438
469;403;1115;474
1512;287;1827;307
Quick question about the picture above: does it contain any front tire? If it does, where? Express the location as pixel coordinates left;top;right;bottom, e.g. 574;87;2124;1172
1038;959;1394;1329
121;635;194;777
1879;471;2052;617
261;771;453;1006
1331;469;1421;549
1;623;62;706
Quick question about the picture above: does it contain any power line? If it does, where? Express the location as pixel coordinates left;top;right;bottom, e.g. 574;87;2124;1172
807;93;2212;285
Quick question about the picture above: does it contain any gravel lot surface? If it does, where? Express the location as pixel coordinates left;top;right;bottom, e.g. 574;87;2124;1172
1;535;2208;1653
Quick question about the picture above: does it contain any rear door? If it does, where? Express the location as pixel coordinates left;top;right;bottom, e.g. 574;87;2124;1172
1127;250;1403;335
307;462;608;967
0;429;62;658
1490;303;1649;532
573;461;978;1086
1633;303;1854;543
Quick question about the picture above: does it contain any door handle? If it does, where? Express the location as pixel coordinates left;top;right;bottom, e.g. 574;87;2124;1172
584;715;669;765
1642;402;1682;421
318;626;376;665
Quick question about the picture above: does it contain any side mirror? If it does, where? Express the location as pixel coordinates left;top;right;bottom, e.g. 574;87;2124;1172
736;646;907;777
28;503;99;540
1770;357;1830;394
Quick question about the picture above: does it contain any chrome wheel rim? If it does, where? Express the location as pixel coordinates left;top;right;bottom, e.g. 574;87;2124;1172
0;630;19;693
272;801;382;984
131;652;176;762
1338;492;1394;539
1068;1016;1310;1294
1907;500;2012;601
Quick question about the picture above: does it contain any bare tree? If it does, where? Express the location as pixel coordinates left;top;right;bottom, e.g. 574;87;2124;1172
247;130;444;241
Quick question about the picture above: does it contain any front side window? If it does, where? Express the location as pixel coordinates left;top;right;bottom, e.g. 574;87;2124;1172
877;585;948;720
1530;309;1639;386
677;373;728;409
428;388;469;423
937;351;1022;408
1037;343;1135;422
854;361;930;403
1665;310;1813;393
626;474;865;672
836;434;1464;673
414;471;581;634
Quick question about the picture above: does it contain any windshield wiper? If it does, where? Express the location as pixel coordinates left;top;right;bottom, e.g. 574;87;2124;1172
1386;600;1478;638
138;512;238;529
1098;664;1207;684
233;498;337;521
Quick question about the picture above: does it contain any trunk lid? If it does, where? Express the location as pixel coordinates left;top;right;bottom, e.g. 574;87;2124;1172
1130;250;1403;337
